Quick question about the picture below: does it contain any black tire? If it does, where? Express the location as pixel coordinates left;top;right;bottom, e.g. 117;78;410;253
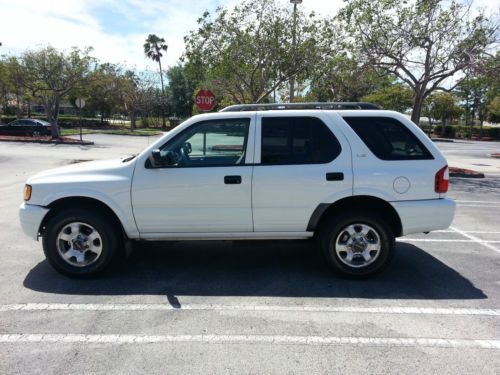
42;208;120;277
317;211;394;278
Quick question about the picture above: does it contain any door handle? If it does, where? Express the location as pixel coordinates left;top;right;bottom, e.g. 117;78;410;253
326;172;344;181
224;175;242;184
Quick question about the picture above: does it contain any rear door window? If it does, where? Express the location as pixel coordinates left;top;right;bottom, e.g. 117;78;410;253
261;117;341;165
343;116;433;160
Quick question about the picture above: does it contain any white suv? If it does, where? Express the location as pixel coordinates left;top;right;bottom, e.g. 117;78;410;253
19;103;455;278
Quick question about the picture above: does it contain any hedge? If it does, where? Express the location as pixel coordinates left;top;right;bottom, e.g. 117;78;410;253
432;125;500;139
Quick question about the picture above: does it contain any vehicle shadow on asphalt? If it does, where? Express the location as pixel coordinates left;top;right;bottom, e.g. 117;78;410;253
450;176;500;195
23;241;486;300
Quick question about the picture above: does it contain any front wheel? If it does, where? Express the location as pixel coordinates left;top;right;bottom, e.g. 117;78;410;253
42;208;119;277
318;212;394;278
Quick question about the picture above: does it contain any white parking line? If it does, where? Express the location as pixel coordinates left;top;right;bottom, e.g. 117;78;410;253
458;205;500;208
455;200;500;204
435;230;500;234
1;304;499;316
450;226;500;254
402;239;500;243
0;334;499;349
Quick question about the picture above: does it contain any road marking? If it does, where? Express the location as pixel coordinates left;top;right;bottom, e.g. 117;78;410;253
456;204;500;208
450;226;500;254
402;239;500;243
435;230;500;234
0;334;498;348
455;200;500;204
1;304;499;316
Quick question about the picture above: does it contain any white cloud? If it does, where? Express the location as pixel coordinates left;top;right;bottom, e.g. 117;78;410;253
0;0;496;74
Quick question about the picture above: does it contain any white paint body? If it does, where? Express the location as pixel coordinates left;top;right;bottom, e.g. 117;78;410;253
19;109;455;241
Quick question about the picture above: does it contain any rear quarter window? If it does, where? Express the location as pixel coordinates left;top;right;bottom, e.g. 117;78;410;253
343;116;433;161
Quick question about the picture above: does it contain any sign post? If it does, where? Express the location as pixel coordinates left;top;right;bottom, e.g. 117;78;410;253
75;98;86;142
195;90;217;112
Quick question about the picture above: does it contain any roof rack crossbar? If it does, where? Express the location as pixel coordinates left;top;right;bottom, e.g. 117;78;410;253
220;102;380;112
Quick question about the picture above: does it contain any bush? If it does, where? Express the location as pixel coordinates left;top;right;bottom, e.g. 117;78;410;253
433;125;500;140
433;125;456;138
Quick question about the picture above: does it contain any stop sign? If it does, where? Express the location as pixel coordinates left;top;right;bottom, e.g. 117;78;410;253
195;89;217;111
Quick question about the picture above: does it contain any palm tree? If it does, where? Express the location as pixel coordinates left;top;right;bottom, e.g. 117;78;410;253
144;34;168;128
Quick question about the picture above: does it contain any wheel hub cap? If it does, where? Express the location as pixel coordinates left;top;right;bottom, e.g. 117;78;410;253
334;224;382;269
56;222;103;267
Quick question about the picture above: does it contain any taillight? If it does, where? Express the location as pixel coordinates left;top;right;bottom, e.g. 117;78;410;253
435;165;449;193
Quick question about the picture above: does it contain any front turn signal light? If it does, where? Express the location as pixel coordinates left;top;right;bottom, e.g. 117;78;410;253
24;184;32;201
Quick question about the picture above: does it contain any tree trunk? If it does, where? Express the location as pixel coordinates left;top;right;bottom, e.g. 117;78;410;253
27;99;31;118
440;118;447;137
411;91;424;125
15;95;21;119
427;117;432;138
158;59;167;129
130;112;136;130
50;98;60;138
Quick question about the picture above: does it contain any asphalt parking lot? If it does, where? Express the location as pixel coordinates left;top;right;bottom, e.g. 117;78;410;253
0;135;499;374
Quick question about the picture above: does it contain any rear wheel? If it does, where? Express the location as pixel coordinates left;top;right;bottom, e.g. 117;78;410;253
42;208;119;277
318;211;394;278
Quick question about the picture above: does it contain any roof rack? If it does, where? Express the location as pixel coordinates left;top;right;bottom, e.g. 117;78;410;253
220;102;380;112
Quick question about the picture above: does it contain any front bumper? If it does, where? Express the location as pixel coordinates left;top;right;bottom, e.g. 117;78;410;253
19;202;50;240
391;198;456;236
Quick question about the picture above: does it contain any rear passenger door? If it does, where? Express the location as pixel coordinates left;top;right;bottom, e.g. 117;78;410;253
252;113;353;232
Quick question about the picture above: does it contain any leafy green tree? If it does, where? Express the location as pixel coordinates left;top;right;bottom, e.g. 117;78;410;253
144;34;168;128
0;58;15;116
339;0;497;124
120;71;157;130
19;46;94;137
487;96;500;123
309;55;393;102
82;63;123;122
428;92;464;136
183;0;328;104
361;85;414;112
166;64;195;118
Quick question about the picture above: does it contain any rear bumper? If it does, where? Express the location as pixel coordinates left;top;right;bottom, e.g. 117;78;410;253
19;202;49;240
391;198;455;236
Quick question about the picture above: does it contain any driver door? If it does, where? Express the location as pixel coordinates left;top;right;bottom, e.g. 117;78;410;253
131;116;255;234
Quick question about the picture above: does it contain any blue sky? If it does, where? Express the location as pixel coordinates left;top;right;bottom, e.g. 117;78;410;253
0;0;496;74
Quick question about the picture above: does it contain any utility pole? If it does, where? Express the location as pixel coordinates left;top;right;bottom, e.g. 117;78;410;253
289;0;302;102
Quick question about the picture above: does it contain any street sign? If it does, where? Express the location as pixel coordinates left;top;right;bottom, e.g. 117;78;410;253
195;90;216;111
75;98;86;109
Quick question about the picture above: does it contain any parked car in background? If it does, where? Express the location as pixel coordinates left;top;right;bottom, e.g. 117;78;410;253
0;119;52;137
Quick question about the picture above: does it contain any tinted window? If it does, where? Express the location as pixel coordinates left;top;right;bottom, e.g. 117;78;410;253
343;116;433;160
261;117;341;165
160;118;250;167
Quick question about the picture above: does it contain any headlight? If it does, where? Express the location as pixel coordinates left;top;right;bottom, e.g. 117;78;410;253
24;184;32;201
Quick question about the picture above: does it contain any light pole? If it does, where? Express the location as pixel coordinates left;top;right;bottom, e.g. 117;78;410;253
289;0;302;102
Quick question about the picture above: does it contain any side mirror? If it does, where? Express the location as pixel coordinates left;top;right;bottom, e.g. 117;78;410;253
151;149;162;165
150;149;177;167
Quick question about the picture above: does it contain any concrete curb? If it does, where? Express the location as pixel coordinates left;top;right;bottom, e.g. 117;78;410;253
432;138;455;143
0;137;94;146
449;167;485;179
